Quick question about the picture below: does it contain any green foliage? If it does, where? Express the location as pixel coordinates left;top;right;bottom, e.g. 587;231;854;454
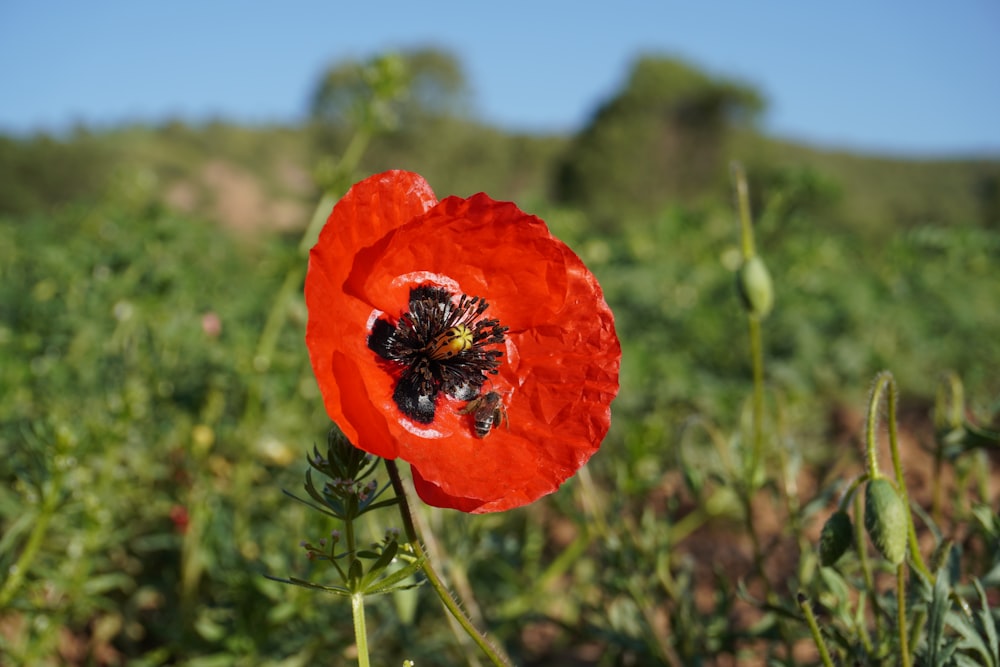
735;130;1000;237
554;55;764;217
0;183;340;664
3;50;1000;665
0;130;114;216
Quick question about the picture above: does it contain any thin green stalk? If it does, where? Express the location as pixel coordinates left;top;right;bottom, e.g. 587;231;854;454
384;460;513;667
344;514;356;562
0;479;59;608
896;564;911;667
732;162;793;655
864;376;884;480
747;314;766;485
246;123;371;420
853;491;882;640
297;126;372;256
908;608;927;659
732;161;766;486
351;592;371;667
931;444;944;524
243;263;305;419
798;593;835;667
732;161;756;258
297;192;338;256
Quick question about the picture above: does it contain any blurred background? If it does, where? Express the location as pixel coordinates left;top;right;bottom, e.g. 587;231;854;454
2;2;999;665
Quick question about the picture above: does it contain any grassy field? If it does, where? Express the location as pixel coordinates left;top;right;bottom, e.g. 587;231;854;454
2;86;1000;666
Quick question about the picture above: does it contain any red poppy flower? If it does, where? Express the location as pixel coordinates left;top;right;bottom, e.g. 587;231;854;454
305;170;620;513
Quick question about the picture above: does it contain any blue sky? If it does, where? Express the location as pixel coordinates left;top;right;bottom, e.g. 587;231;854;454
2;1;999;156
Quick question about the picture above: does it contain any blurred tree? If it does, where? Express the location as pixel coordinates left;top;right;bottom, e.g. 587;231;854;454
308;48;469;156
553;55;764;219
973;171;1000;230
307;48;564;203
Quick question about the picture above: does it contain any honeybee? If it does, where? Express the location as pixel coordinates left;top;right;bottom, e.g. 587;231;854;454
457;391;508;438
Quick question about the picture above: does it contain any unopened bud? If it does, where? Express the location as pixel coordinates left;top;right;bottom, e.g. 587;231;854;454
818;510;854;566
737;255;774;318
864;478;908;564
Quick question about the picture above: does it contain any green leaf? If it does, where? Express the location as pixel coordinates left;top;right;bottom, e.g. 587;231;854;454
921;566;954;666
281;488;343;520
262;574;351;597
363;556;426;597
359;540;399;589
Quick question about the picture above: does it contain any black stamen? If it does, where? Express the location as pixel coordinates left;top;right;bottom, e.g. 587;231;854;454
366;284;507;424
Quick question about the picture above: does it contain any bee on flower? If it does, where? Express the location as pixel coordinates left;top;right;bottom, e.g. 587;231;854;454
458;391;509;439
305;170;620;513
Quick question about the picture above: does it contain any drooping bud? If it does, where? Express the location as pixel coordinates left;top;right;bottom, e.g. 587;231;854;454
864;478;908;564
736;255;774;318
818;510;854;567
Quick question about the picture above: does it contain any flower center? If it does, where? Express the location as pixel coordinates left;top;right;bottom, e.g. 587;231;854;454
367;284;508;425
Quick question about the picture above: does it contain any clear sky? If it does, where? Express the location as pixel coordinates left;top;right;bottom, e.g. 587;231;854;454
2;1;999;157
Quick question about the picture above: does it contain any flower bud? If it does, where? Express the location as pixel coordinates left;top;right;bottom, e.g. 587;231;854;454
864;478;908;564
736;255;774;318
818;510;854;566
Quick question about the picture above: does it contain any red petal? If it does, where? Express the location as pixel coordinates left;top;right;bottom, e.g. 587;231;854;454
341;193;621;511
305;171;437;452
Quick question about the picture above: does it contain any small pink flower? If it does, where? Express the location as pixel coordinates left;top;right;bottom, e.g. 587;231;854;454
201;312;222;338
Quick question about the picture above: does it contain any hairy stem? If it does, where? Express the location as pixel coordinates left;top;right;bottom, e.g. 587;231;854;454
351;592;371;667
896;564;911;667
385;459;513;667
798;593;835;667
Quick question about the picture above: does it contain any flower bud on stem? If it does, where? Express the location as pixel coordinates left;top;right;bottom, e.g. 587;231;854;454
730;161;771;490
862;371;932;579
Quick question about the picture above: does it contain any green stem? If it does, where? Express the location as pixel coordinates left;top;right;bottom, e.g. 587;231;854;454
798;593;835;667
0;479;59;608
298;192;338;257
384;460;513;667
853;491;882;639
896;564;911;667
245;124;370;419
931;442;943;524
747;313;766;486
731;161;766;487
344;513;356;560
351;592;371;667
731;161;756;258
863;375;885;480
836;473;869;513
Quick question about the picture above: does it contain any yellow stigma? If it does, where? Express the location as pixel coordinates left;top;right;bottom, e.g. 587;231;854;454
427;324;474;360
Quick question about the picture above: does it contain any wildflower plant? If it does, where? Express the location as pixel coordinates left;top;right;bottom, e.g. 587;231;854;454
800;370;1000;666
272;164;620;664
304;170;621;513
